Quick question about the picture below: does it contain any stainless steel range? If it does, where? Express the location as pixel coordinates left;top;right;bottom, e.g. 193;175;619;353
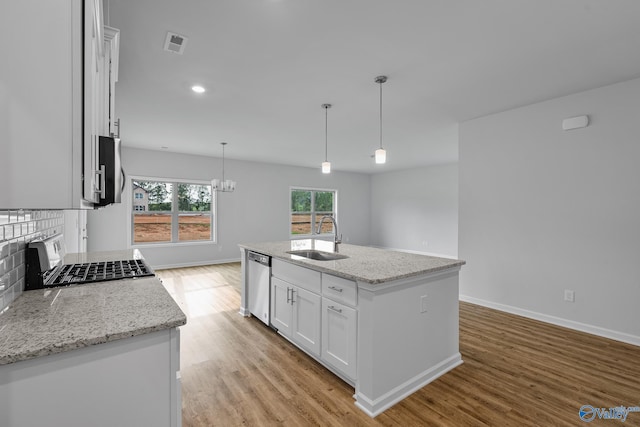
25;234;154;290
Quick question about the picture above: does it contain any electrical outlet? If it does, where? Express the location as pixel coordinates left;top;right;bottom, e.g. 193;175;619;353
422;240;428;247
564;289;575;303
420;294;428;313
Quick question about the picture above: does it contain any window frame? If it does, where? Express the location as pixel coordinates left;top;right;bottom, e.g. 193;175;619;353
289;186;338;239
129;176;217;247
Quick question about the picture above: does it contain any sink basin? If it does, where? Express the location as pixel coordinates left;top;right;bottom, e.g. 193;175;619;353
286;250;349;261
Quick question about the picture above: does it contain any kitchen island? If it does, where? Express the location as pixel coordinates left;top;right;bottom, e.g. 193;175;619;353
239;240;465;417
0;250;186;427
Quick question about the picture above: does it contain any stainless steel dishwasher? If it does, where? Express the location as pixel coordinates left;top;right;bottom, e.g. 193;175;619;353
247;251;271;326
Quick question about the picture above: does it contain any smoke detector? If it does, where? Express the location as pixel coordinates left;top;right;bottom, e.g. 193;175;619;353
164;32;188;54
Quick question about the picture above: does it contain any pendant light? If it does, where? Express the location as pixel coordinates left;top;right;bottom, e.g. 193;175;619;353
321;103;332;174
212;142;236;192
374;75;387;164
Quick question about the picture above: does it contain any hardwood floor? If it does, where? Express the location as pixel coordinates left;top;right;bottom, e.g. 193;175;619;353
156;264;640;426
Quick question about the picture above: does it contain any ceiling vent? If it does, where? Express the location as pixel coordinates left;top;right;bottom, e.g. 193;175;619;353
164;32;188;54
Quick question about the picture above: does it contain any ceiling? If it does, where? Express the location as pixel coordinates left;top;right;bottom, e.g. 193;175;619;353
106;0;640;173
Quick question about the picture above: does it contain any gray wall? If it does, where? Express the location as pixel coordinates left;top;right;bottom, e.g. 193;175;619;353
88;147;371;268
370;164;458;258
459;77;640;344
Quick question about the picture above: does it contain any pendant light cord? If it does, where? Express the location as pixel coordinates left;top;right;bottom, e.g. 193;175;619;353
379;80;383;150
325;106;329;161
221;143;226;181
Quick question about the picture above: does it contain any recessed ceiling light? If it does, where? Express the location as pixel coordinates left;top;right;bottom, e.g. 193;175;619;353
191;85;205;94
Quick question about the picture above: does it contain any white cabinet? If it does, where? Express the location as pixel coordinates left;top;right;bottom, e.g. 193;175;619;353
271;277;322;357
270;260;357;380
83;0;120;205
321;273;357;380
292;285;322;355
321;298;357;380
0;0;117;209
322;273;357;306
0;328;182;427
271;260;322;357
271;276;292;335
104;26;120;137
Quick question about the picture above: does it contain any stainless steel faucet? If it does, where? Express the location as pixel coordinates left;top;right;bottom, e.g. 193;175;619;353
316;215;342;252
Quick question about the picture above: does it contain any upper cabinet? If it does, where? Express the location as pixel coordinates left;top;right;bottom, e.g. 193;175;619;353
104;26;120;138
0;0;119;209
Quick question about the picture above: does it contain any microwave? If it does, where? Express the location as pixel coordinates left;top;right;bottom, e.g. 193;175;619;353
95;135;124;207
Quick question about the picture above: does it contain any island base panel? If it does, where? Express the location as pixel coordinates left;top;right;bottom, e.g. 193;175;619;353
355;270;462;417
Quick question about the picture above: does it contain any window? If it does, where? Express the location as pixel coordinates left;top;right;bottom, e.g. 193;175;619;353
290;188;336;236
131;179;215;244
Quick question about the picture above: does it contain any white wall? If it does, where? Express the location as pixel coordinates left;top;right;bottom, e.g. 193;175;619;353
370;164;458;258
459;78;640;344
88;147;371;268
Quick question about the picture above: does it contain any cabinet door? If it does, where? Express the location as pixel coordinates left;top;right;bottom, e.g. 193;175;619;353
321;298;357;380
104;26;120;137
83;0;104;204
270;277;292;336
0;0;84;209
291;286;321;357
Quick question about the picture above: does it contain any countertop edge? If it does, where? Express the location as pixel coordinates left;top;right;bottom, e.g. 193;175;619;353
0;318;186;366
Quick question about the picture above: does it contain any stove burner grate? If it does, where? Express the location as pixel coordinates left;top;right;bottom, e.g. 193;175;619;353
46;259;154;286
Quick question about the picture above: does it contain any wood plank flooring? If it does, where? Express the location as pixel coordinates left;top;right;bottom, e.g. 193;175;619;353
156;264;640;426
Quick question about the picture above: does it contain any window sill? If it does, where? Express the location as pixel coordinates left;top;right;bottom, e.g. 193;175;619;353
131;240;217;249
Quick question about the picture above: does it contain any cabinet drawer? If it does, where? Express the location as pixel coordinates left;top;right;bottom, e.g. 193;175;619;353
322;274;357;306
272;259;321;294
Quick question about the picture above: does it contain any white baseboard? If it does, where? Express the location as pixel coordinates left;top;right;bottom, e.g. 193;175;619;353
153;257;241;271
354;353;463;418
459;294;640;347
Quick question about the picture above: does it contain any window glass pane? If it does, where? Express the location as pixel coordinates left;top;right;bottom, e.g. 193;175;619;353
291;213;312;235
316;191;335;234
179;213;212;241
291;190;312;235
178;184;212;241
291;190;311;212
132;180;172;243
315;191;333;212
178;184;212;212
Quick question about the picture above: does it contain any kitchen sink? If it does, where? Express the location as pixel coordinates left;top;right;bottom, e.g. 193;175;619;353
286;250;349;261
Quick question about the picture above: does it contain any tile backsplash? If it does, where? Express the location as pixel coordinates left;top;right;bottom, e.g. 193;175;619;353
0;210;64;312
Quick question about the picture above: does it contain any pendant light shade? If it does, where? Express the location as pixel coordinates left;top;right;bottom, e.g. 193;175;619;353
322;103;332;174
374;75;387;164
212;142;236;192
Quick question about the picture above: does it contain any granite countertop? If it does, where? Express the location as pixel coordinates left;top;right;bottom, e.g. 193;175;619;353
0;250;186;366
239;240;465;285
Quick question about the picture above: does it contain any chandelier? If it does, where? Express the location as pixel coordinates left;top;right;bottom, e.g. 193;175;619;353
212;142;236;192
